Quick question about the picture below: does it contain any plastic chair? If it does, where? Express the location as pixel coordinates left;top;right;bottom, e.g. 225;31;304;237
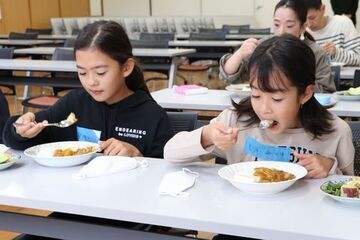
349;121;360;176
139;32;175;41
21;48;76;112
9;32;38;39
331;65;341;90
26;28;52;34
354;69;360;88
238;28;271;35
222;24;250;34
167;111;198;134
130;39;169;48
63;38;76;47
189;32;226;41
0;48;16;96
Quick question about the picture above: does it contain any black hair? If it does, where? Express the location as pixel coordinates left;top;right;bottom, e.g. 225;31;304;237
303;0;322;10
74;20;152;97
274;0;315;41
232;34;334;139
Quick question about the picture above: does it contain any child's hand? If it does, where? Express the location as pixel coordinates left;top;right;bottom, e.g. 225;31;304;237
13;112;48;138
99;138;142;157
293;152;334;179
201;121;239;150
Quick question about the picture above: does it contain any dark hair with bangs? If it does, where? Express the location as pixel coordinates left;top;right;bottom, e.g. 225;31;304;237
232;34;334;139
275;0;315;41
303;0;322;10
74;20;151;97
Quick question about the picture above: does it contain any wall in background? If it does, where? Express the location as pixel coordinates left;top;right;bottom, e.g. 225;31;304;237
103;0;150;16
0;0;90;33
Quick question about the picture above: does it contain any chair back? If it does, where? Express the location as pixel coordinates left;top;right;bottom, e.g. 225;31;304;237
0;47;14;59
52;48;75;61
222;24;250;34
349;121;360;176
63;38;76;47
198;28;225;34
189;32;226;41
26;28;52;34
354;69;360;88
331;65;341;90
0;48;15;95
9;32;38;39
238;28;271;35
139;33;175;41
131;39;169;48
167;112;198;135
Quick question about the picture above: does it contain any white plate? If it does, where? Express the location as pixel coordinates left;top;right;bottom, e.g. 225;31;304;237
0;152;19;170
330;62;346;67
334;91;360;101
314;94;337;108
24;141;99;167
218;161;307;195
320;178;360;204
225;84;251;96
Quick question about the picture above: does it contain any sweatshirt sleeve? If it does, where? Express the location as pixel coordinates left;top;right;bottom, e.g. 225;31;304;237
314;48;336;93
334;17;360;66
164;127;215;163
2;92;76;150
219;53;250;84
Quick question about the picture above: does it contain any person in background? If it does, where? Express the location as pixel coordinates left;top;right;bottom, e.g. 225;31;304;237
305;0;360;66
3;21;172;158
165;35;354;178
0;89;10;144
219;0;335;93
330;0;358;26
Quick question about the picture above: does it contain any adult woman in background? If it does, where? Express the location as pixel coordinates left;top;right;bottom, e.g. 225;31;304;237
219;0;336;93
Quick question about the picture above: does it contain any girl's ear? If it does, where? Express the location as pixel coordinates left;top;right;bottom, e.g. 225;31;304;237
300;84;315;105
122;58;135;78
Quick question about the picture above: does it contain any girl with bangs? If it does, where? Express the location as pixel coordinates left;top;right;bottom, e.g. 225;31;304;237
165;35;354;178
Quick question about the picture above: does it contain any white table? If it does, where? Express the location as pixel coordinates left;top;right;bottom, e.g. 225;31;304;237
152;89;360;117
14;47;196;88
175;33;272;40
0;34;76;40
169;40;243;48
0;153;358;240
0;39;61;47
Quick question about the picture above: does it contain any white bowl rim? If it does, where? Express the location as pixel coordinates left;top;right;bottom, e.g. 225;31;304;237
218;161;307;185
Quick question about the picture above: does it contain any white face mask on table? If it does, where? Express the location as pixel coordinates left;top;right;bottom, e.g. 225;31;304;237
73;156;148;179
158;168;199;197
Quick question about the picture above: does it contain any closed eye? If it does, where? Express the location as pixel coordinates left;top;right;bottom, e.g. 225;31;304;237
251;95;260;99
272;98;283;102
97;72;106;76
78;72;86;76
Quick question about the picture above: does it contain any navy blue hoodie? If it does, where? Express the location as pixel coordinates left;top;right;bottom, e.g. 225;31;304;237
3;89;172;158
0;90;10;144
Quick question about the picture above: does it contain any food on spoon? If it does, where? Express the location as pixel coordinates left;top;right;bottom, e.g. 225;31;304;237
66;112;78;124
0;153;10;164
53;146;96;157
259;120;275;129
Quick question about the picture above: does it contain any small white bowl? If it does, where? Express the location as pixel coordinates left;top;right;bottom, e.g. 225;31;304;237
24;141;99;167
218;161;307;195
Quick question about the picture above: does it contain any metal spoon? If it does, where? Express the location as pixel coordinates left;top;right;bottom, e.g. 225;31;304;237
13;113;77;128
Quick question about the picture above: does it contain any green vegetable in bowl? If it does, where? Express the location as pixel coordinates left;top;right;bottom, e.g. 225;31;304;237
342;87;360;96
0;153;9;164
323;181;344;196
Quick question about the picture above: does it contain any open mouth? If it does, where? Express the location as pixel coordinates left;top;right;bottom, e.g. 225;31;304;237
259;120;278;129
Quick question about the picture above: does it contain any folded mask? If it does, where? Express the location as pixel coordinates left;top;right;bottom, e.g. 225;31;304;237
73;156;148;179
158;168;199;197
